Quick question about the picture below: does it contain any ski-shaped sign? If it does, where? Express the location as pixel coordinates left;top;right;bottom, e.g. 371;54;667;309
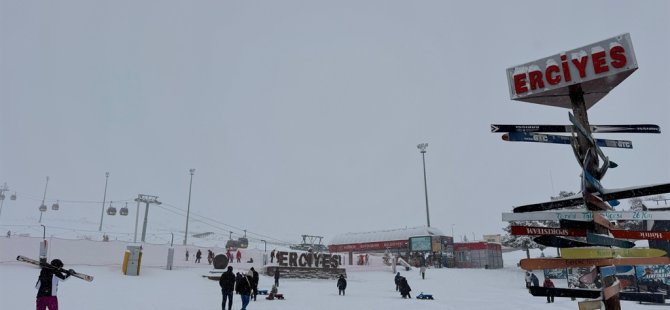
16;255;94;282
519;256;670;270
533;235;592;248
502;132;633;149
610;230;670;240
586;233;635;248
560;247;667;259
528;286;600;299
491;124;660;134
510;226;586;237
502;210;670;221
512;183;670;213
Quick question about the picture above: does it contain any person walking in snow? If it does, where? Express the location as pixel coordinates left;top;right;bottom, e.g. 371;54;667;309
394;272;401;291
36;258;71;310
531;273;539;287
236;250;242;263
250;267;259;301
274;268;280;287
219;266;236;310
420;265;426;280
236;270;253;310
270;249;275;263
337;274;347;296
185;250;189;261
208;250;214;265
543;277;555;303
398;276;412;298
195;249;202;263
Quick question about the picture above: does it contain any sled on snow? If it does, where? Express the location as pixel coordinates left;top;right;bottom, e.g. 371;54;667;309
416;292;434;300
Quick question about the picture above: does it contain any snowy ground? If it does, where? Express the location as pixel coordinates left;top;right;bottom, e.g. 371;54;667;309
0;237;661;310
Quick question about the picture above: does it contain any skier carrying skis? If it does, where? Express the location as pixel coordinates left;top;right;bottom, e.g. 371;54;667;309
337;274;347;296
36;258;71;310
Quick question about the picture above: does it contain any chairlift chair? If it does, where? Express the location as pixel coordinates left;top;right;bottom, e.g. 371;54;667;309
39;204;47;212
51;201;59;210
10;193;16;200
119;206;129;216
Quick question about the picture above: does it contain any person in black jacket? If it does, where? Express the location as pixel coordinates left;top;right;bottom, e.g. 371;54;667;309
394;272;401;291
274;269;280;287
237;270;253;310
398;276;412;298
337;275;347;296
250;267;259;301
36;259;71;310
219;266;236;310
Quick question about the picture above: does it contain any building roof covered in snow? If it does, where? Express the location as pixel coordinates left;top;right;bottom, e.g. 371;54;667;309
329;226;445;245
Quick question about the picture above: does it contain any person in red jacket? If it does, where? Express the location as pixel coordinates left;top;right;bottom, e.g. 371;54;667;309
236;250;242;263
543;277;555;303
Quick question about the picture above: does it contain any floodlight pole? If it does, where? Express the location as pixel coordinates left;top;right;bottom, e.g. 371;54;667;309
183;169;195;245
417;143;431;227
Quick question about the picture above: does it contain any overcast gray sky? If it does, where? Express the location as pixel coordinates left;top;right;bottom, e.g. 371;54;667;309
1;0;669;245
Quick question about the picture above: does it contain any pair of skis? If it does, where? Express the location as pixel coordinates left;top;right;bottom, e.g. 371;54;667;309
16;255;94;282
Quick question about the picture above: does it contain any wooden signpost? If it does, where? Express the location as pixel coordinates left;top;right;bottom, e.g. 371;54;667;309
498;33;670;309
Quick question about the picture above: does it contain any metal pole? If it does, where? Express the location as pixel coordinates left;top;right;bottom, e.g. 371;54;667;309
141;201;150;242
134;198;140;242
417;144;431;227
184;169;195;245
38;176;49;223
261;240;266;252
98;172;109;231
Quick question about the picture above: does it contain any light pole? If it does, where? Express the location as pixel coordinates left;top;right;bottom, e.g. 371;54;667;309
417;143;431;227
451;224;455;238
98;172;109;231
38;176;49;223
183;168;195;245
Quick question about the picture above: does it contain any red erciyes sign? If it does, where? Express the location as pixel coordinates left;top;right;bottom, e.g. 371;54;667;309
507;33;638;109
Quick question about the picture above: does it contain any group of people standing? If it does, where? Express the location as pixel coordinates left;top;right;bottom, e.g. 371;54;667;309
186;249;242;265
218;266;260;310
524;271;555;303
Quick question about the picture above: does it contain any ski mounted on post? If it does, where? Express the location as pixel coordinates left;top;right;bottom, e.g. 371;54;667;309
585;233;635;248
510;225;587;237
16;255;94;282
490;124;661;134
532;235;592;248
560;247;667;259
501;132;633;149
501;210;670;222
512;183;670;213
519;256;670;270
528;286;601;299
611;230;670;240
